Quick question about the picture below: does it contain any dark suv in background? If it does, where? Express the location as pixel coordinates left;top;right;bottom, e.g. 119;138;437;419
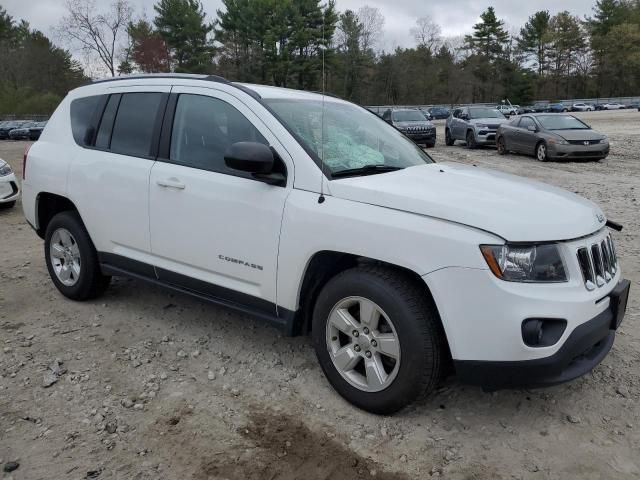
382;108;437;148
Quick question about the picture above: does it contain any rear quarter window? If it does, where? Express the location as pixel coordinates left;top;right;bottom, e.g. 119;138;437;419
70;95;103;146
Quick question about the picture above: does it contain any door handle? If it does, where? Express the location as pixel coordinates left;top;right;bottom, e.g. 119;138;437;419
156;178;186;190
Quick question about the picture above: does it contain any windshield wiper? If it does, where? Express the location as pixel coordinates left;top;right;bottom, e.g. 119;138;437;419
331;165;403;179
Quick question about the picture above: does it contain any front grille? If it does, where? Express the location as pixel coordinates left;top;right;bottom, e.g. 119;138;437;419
568;140;601;145
576;233;618;291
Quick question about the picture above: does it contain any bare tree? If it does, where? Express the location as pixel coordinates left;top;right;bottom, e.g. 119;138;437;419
57;0;132;77
410;17;442;53
444;35;468;63
357;6;384;53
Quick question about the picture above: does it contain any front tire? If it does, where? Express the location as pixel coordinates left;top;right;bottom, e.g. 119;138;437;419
312;266;445;414
536;142;548;162
0;201;16;209
45;211;111;300
466;130;477;149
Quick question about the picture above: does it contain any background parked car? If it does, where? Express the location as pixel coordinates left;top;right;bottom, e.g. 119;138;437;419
571;103;594;112
445;106;507;148
546;103;569;113
518;105;536;114
496;114;609;162
28;121;47;140
0;157;20;209
496;105;518;116
8;121;37;140
418;107;433;120
601;102;626;110
428;106;450;119
0;120;30;139
382;108;437;147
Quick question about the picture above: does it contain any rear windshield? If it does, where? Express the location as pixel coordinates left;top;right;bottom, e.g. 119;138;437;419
537;115;589;130
393;110;426;122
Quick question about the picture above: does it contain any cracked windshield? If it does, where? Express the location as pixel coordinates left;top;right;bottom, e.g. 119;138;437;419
265;99;433;174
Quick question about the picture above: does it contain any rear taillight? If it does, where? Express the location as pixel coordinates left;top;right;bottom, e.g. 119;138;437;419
23;144;31;180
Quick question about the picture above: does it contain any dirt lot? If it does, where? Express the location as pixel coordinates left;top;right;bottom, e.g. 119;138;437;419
1;110;639;480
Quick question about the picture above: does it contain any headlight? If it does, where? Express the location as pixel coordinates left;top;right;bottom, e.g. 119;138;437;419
480;244;567;283
599;138;608;144
548;137;569;145
476;124;488;129
0;163;12;176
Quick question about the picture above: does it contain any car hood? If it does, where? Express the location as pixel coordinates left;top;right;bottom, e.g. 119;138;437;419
552;129;605;141
329;162;605;242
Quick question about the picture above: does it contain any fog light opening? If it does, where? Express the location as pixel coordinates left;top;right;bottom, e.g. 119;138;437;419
522;318;567;348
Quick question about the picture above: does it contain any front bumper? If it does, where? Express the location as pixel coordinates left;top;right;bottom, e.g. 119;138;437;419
405;132;436;145
423;228;628;389
0;175;20;203
455;280;629;390
475;129;498;144
549;143;610;160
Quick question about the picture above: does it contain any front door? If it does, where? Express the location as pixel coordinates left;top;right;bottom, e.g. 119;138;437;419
148;86;292;314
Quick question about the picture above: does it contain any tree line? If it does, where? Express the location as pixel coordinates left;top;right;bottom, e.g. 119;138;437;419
0;6;86;115
2;0;640;115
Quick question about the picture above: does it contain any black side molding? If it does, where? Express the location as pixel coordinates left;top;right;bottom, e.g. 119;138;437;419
606;220;623;232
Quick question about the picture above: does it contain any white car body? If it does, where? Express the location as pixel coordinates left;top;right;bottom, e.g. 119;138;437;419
572;103;593;112
602;103;625;110
0;158;20;206
21;75;629;404
496;105;517;116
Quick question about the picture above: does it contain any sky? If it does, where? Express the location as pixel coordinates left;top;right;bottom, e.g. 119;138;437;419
3;0;597;52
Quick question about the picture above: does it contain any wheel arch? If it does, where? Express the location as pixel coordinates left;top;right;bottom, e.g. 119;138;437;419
35;192;80;239
291;251;449;346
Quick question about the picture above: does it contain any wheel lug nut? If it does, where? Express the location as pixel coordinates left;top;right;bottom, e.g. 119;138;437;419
371;340;377;347
354;345;361;352
363;327;370;334
365;351;372;358
352;330;359;337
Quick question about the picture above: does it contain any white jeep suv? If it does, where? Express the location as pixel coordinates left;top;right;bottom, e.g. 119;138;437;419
22;75;630;414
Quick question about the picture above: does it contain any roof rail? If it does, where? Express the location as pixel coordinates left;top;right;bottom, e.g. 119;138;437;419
86;73;263;100
90;73;230;85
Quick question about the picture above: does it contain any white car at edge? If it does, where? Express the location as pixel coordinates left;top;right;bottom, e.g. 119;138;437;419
21;74;630;414
0;157;20;208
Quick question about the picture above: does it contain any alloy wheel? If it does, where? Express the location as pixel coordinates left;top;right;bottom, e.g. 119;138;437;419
325;296;401;392
537;144;547;161
50;228;81;286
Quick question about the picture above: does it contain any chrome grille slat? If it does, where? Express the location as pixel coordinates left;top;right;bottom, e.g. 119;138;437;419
576;233;618;291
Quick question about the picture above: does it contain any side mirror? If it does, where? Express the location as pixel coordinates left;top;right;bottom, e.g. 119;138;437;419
527;125;537;132
224;142;285;186
460;114;469;121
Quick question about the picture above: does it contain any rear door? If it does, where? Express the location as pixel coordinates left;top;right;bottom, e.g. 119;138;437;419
148;86;292;312
68;86;170;270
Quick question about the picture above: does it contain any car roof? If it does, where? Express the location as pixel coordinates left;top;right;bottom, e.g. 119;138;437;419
84;74;352;106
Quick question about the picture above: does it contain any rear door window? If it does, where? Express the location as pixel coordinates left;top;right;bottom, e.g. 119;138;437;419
110;93;164;158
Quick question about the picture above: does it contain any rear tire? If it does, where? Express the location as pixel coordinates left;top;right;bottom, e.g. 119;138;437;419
312;266;445;415
445;129;455;146
497;136;508;155
44;211;111;300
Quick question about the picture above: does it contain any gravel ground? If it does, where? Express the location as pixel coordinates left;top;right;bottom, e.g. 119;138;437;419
1;110;638;480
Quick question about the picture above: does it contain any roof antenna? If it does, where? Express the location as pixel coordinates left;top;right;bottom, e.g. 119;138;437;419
318;18;327;204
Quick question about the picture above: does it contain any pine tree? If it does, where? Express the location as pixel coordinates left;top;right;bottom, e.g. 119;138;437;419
517;11;552;76
154;0;214;73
